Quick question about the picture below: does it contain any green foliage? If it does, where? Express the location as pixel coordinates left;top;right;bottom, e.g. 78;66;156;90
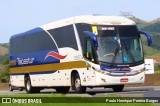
0;95;155;106
0;65;9;83
137;23;151;29
0;56;4;62
154;63;160;72
2;55;9;65
150;33;160;50
0;103;154;106
143;45;160;57
137;20;160;57
0;55;9;83
141;23;160;33
0;43;9;49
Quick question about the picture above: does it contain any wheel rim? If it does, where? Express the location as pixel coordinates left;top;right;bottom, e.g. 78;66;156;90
26;81;30;91
75;78;81;90
9;85;12;91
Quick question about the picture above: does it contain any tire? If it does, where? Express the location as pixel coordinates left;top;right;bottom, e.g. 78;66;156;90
112;85;124;92
55;87;70;94
25;76;40;93
9;85;13;91
73;74;86;93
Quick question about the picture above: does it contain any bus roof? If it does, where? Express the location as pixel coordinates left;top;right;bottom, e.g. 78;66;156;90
41;15;136;30
11;15;136;40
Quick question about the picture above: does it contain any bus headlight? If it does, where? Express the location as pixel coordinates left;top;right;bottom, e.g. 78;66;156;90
92;67;110;75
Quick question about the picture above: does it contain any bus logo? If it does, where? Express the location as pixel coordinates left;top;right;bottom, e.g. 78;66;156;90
45;51;67;60
17;58;34;65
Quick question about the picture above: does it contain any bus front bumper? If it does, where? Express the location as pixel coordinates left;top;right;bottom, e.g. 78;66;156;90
94;71;145;86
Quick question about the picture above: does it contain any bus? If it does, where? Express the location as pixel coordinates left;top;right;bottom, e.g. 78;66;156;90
10;15;152;93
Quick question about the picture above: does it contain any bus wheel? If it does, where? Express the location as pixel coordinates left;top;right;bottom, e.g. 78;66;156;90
55;87;70;94
25;76;40;93
9;84;13;91
74;74;86;93
112;85;124;92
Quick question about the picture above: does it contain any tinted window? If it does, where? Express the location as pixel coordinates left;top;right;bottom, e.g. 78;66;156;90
23;31;55;53
10;37;22;55
10;28;56;55
85;39;95;62
75;23;92;54
48;25;78;50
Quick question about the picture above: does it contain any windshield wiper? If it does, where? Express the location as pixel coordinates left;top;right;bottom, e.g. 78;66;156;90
124;42;135;62
111;32;122;63
111;46;119;63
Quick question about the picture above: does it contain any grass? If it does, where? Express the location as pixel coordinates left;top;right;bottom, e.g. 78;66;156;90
148;52;160;56
0;103;156;106
154;63;160;74
155;71;160;74
0;94;157;106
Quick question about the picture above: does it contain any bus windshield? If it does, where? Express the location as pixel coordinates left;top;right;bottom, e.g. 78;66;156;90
97;25;143;64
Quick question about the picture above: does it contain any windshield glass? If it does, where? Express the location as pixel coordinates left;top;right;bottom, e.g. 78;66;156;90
97;25;143;64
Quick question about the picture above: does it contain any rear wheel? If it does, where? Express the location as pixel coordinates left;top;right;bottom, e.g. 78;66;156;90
112;85;124;92
25;76;40;93
74;74;86;93
9;85;13;91
55;87;70;94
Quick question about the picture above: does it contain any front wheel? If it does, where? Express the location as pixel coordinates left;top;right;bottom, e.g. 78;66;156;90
74;74;86;93
112;85;124;92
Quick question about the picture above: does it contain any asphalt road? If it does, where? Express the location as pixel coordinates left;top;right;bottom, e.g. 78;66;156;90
0;86;160;97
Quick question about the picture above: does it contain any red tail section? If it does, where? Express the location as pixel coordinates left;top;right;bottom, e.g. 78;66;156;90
45;51;67;60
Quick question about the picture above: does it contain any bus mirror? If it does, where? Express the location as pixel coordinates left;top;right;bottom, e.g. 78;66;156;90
139;30;152;46
83;31;98;47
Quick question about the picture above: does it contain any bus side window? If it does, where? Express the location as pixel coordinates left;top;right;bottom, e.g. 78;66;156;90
85;40;94;62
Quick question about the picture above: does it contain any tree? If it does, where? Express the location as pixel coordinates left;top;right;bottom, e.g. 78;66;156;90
0;55;9;83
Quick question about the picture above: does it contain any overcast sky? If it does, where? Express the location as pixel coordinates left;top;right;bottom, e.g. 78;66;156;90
0;0;160;43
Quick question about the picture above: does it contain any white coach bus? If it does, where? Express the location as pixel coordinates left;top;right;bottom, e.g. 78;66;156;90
10;15;152;93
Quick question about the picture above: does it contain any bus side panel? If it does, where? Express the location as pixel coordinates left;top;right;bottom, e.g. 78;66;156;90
30;73;56;87
76;67;96;86
10;75;24;87
30;47;80;87
53;70;71;86
30;70;71;87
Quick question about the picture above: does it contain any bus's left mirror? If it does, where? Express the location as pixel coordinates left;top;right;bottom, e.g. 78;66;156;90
83;31;98;47
139;30;152;46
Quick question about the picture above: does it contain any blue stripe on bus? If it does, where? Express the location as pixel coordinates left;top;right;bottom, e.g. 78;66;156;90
10;49;60;68
100;65;131;72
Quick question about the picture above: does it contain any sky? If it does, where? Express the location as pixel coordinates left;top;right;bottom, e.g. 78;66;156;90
0;0;160;43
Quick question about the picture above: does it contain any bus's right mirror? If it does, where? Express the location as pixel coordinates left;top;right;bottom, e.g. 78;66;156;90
83;31;98;47
139;30;152;46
